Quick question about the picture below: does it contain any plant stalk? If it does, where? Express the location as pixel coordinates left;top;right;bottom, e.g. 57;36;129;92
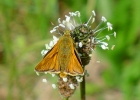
80;75;86;100
63;97;68;100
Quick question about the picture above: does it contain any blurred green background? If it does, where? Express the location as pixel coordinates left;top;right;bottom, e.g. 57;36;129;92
0;0;140;100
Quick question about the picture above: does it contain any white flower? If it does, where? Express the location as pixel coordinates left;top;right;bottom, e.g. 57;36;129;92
58;18;61;23
92;10;96;16
54;26;59;29
65;15;70;22
53;35;58;41
51;74;55;77
114;32;116;38
65;22;75;30
45;44;51;50
42;79;47;83
107;22;113;30
101;45;109;50
102;42;108;46
52;35;59;44
75;11;80;17
41;50;48;56
76;76;83;82
50;29;56;33
44;72;47;74
59;24;65;28
36;72;39;76
49;41;54;47
92;18;95;23
52;84;56;89
101;16;107;22
106;35;110;41
69;84;75;89
69;12;77;16
62;77;68;82
79;42;83;47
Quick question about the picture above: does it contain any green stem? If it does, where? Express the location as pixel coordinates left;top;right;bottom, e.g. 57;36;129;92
63;97;68;100
80;75;86;100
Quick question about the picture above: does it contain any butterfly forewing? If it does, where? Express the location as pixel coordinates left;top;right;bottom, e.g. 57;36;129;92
35;42;60;73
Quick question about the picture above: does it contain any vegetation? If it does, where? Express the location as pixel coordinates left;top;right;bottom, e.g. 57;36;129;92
0;0;140;100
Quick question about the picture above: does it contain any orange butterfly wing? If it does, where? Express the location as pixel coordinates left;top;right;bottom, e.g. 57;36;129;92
35;42;60;74
65;47;84;76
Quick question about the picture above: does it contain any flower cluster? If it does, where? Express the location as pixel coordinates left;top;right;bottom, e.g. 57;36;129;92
41;10;116;65
37;10;116;98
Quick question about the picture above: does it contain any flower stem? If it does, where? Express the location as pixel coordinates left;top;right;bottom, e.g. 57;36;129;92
63;97;68;100
80;75;86;100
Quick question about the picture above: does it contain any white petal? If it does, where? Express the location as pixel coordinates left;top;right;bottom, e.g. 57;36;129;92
50;29;56;33
52;84;56;89
92;10;96;16
102;42;108;46
51;74;55;77
59;24;65;28
42;79;47;83
114;32;116;38
101;16;107;22
54;26;59;29
111;45;115;50
41;50;48;56
107;22;113;30
106;35;110;41
101;45;108;50
92;18;95;23
45;44;51;50
76;76;80;80
75;11;80;17
58;18;61;23
76;76;83;82
65;15;70;22
107;22;112;26
36;72;39;76
63;77;68;82
52;36;58;45
53;35;58;42
69;84;75;89
69;12;72;16
49;41;54;47
101;45;106;49
70;12;76;16
44;50;48;54
79;42;83;47
65;22;75;30
62;20;66;25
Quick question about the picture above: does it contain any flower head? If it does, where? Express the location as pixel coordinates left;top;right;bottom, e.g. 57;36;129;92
47;11;116;60
35;10;116;99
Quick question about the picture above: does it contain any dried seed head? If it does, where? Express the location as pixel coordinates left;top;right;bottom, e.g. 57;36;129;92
57;75;78;98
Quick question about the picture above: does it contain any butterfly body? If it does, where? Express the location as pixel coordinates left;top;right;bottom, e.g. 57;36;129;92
35;31;84;77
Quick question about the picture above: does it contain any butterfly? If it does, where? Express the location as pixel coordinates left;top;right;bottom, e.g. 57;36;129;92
35;30;84;78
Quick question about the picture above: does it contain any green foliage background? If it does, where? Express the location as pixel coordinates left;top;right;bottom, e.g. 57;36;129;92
0;0;140;100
